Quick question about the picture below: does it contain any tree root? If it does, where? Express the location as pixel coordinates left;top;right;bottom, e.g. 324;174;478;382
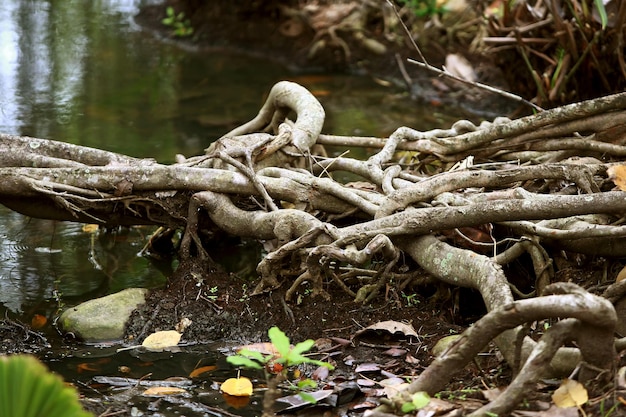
4;83;626;408
379;282;615;415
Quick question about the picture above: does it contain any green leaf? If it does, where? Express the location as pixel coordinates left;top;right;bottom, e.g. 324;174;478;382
0;355;92;417
226;356;262;370
401;402;417;413
297;379;318;389
291;339;315;356
411;391;431;409
268;326;291;358
594;0;608;29
236;348;267;363
284;353;308;366
310;359;335;370
298;392;318;404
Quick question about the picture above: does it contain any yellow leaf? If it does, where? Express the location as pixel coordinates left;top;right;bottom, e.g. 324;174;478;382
607;165;626;191
143;386;187;396
82;224;99;233
552;379;588;408
142;330;181;351
221;377;253;397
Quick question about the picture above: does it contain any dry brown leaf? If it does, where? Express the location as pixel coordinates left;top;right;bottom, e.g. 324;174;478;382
143;386;187;396
353;320;418;339
236;342;280;356
552;379;588;408
616;265;626;282
607;165;626;190
189;365;217;379
142;330;181;351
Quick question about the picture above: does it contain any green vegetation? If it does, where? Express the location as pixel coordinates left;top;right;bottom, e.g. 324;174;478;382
398;0;447;18
227;326;333;371
162;6;193;37
227;326;334;404
400;391;430;413
0;355;92;417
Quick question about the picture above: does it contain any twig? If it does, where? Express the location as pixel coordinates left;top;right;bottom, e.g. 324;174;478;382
407;58;544;112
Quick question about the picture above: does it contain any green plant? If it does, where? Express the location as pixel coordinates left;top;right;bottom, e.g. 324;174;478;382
400;391;430;413
398;0;446;18
599;398;620;417
0;355;92;417
161;6;193;37
227;326;334;404
401;292;421;307
228;326;333;371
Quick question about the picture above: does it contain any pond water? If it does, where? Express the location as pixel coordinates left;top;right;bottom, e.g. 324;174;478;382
0;0;468;414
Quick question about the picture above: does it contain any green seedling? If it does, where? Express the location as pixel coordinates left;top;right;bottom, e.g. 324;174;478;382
228;326;334;370
161;6;193;37
227;326;334;407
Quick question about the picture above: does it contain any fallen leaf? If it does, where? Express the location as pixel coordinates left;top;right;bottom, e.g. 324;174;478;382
355;363;381;373
31;314;47;329
608;165;626;191
175;317;192;333
357;378;375;387
405;353;420;364
383;347;407;357
82;224;99;233
552;379;588;408
142;330;182;351
353;320;418;340
312;365;329;381
76;362;99;373
143;386;187;396
444;53;477;82
275;389;336;412
236;342;280;356
189;365;217;379
221;376;253;396
380;378;409;398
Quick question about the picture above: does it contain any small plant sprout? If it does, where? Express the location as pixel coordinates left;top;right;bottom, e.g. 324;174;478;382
227;326;334;408
161;6;193;37
228;326;333;370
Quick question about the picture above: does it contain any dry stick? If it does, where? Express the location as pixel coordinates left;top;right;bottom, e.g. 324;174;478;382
408;58;544;113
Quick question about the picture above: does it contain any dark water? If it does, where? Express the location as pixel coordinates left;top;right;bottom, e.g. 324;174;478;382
0;0;467;414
